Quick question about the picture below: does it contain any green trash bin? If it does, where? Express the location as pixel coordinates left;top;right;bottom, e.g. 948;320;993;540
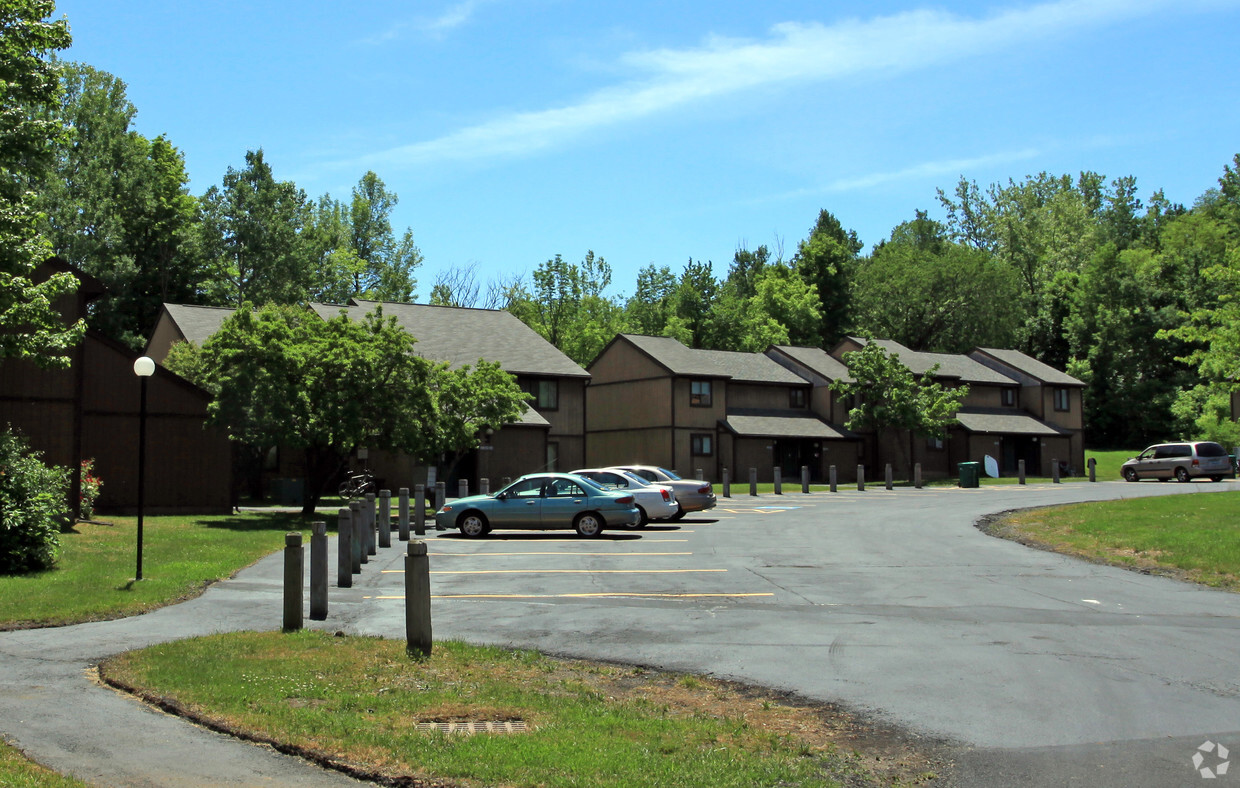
958;462;980;488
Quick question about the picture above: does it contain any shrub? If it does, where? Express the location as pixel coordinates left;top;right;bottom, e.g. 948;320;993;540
0;427;70;574
80;459;102;521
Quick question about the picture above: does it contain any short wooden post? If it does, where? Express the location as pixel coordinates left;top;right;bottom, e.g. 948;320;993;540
885;463;893;490
435;481;446;511
349;501;363;571
458;479;469;499
1018;459;1026;485
914;463;923;489
398;488;410;541
722;468;730;498
801;465;809;494
829;465;837;492
378;490;392;548
405;540;432;658
365;493;377;556
337;508;352;588
310;521;327;620
480;478;489;495
1088;457;1097;482
695;468;703;481
857;465;865;491
414;484;426;536
283;532;303;632
1052;459;1061;484
749;467;758;496
773;466;782;495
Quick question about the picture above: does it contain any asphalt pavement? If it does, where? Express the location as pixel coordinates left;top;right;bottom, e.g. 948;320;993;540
1;479;1238;786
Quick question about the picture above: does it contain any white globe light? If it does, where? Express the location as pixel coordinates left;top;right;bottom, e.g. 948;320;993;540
133;356;156;377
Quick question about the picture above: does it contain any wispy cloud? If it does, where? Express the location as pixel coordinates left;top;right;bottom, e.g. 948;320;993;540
359;0;484;45
357;0;1189;168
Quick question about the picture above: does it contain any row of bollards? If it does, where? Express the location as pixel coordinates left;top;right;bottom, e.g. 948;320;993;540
721;464;925;497
285;485;436;657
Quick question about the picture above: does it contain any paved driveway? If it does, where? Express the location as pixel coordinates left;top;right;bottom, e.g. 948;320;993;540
1;480;1237;786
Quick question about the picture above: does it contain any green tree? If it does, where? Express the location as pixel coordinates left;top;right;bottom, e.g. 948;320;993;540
0;0;83;367
507;251;626;365
623;263;677;336
36;62;198;348
425;360;531;481
851;211;1021;353
831;343;968;478
702;262;821;352
197;149;311;307
662;259;717;349
791;210;862;347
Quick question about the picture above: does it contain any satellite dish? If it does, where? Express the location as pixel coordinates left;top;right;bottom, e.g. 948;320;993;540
984;455;1000;478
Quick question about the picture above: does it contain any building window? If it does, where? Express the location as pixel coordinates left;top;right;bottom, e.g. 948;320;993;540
690;379;712;407
1001;388;1018;408
691;433;714;456
522;378;558;410
926;436;944;451
789;388;807;408
1053;388;1070;412
546;442;559;471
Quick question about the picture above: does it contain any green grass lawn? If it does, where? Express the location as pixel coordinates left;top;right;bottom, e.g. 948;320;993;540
0;511;314;629
990;490;1240;590
0;740;91;788
101;632;937;788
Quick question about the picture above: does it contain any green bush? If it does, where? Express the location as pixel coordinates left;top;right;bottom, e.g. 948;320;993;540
0;426;70;574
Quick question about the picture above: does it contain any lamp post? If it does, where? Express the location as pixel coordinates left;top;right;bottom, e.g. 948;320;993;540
133;356;155;581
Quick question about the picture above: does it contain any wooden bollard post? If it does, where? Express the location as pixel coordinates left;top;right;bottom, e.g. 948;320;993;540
695;468;703;482
337;508;352;588
1018;459;1026;485
458;479;469;499
365;493;377;556
829;465;837;492
914;463;923;489
434;482;446;529
378;490;392;548
749;467;758;497
414;484;426;536
1052;459;1061;484
349;501;363;571
480;478;489;495
405;541;432;658
1088;457;1096;482
310;521;327;620
857;465;865;491
773;466;782;495
283;532;303;632
801;465;809;494
722;468;730;498
885;463;893;490
398;488;410;541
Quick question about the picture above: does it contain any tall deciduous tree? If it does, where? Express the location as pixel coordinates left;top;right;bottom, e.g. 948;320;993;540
792;210;862;347
0;0;83;367
831;343;968;478
36;62;198;348
197;149;311;308
508;251;626;365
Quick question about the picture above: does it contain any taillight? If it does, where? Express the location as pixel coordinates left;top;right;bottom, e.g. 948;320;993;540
661;489;670;502
616;496;634;505
698;485;711;494
1192;459;1200;466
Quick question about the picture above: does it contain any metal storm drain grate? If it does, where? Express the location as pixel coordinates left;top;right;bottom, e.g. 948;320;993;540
415;720;528;735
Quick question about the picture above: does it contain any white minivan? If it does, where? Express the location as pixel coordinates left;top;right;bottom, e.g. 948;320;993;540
1121;441;1232;483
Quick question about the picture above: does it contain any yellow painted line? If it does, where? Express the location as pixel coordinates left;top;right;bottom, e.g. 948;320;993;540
427;568;726;575
365;592;774;600
464;538;691;543
425;551;694;557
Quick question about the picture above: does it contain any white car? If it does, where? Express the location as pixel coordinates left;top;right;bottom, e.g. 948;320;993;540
609;466;716;520
570;468;679;526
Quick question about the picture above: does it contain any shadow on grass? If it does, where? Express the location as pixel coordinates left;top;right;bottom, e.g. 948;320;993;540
193;512;315;532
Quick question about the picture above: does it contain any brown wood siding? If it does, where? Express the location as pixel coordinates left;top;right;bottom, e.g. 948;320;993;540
587;377;671;431
962;385;1005;409
586;428;673;469
587;339;666;384
145;313;185;363
672;378;723;428
727;382;800;410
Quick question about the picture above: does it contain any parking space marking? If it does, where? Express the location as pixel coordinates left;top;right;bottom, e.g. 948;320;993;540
365;592;774;600
426;568;726;575
425;551;694;558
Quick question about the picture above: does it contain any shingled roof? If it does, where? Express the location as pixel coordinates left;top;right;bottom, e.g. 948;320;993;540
954;407;1068;436
157;304;240;346
844;338;1016;386
313;300;589;378
721;408;857;440
971;347;1084;387
617;334;807;385
767;345;854;384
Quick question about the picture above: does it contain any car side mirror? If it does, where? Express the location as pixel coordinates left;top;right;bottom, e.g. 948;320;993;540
495;492;507;501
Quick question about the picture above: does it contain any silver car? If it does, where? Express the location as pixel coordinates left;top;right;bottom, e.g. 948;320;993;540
609;465;716;520
1121;441;1232;483
434;473;641;537
571;468;679;526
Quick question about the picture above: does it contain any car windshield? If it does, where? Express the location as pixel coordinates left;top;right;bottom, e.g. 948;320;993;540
1197;442;1228;457
657;467;682;480
572;474;609;492
618;471;652;488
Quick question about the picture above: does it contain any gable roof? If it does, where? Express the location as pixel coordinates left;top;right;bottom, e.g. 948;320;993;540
615;334;808;385
839;338;1016;386
767;345;854;384
313;300;589;378
721;408;857;440
954;407;1070;437
158;303;240;346
971;347;1085;387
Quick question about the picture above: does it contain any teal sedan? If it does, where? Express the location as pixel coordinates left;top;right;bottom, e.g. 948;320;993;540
434;473;641;538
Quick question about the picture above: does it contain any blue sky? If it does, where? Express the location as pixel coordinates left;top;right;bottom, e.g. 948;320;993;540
53;0;1240;299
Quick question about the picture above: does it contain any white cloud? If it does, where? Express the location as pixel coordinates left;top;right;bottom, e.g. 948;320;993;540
356;0;1190;168
358;0;483;45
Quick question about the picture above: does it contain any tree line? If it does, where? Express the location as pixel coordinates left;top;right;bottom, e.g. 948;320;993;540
4;1;1238;454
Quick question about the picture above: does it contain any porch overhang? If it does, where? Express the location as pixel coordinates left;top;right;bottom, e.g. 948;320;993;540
954;408;1067;437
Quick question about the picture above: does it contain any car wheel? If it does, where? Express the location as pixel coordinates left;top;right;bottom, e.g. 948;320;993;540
574;512;604;538
668;505;687;521
1210;476;1224;483
458;512;488;538
629;506;648;529
1174;466;1191;483
1122;467;1138;483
